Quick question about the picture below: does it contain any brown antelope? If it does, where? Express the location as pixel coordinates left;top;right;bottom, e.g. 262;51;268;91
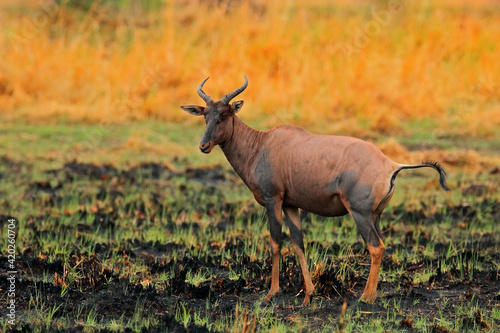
181;76;450;305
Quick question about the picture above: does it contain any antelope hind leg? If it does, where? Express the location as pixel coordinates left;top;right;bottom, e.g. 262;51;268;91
359;238;385;303
351;211;386;303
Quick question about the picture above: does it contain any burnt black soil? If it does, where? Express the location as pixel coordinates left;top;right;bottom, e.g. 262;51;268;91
0;157;499;332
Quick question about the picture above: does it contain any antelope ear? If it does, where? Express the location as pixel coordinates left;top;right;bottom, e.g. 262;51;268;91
180;105;205;116
231;100;244;113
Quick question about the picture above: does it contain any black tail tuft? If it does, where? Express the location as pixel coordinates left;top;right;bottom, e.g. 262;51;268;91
376;160;450;214
423;160;446;175
421;160;451;191
390;160;451;192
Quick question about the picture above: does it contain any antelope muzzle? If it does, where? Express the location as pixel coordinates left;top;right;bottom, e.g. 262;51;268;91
199;141;215;154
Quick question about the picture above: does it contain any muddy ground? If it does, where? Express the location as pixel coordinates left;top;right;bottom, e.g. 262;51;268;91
0;157;499;332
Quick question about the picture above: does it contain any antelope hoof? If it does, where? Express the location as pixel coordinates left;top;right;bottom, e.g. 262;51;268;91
302;294;311;306
359;293;377;304
263;295;273;305
256;297;272;308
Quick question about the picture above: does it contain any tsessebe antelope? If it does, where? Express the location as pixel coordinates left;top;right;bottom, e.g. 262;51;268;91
181;76;450;305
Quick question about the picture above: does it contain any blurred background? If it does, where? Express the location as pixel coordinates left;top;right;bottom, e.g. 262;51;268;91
1;0;499;170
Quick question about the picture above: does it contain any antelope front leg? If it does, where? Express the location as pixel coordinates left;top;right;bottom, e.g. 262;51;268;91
263;200;283;304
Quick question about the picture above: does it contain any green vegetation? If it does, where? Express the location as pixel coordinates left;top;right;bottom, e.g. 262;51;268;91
0;143;499;331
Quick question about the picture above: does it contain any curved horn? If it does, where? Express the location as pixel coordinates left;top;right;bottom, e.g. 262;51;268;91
197;77;213;104
220;75;248;105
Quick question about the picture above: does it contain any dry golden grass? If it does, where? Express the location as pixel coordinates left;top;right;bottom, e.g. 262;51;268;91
1;0;498;131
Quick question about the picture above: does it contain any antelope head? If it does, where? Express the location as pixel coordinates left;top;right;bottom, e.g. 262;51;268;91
181;76;248;153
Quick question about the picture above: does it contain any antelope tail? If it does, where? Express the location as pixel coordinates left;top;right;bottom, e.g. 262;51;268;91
375;161;450;214
390;161;451;192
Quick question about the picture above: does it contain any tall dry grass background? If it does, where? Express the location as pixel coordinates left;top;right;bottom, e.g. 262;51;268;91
1;0;499;163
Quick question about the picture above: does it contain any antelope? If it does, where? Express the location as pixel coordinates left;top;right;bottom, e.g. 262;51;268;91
181;76;450;306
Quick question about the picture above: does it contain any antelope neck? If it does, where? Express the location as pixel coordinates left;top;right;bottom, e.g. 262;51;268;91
220;115;263;182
